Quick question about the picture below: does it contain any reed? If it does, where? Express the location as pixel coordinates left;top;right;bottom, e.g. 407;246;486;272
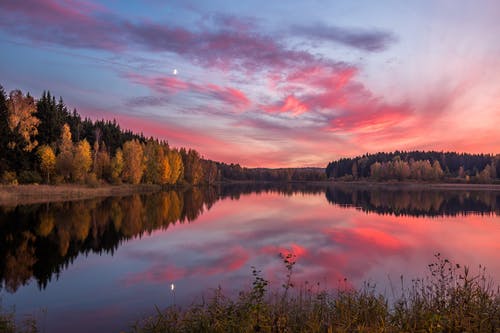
131;254;500;332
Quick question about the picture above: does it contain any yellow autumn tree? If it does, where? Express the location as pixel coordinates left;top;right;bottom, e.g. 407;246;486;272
432;160;444;180
72;139;92;183
6;90;40;152
143;140;164;184
56;123;74;182
122;140;144;184
160;154;172;184
37;145;56;183
93;142;111;180
111;148;124;183
167;149;183;184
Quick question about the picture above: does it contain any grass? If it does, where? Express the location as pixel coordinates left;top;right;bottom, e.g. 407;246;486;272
0;183;161;206
1;254;498;332
0;304;37;333
131;254;500;333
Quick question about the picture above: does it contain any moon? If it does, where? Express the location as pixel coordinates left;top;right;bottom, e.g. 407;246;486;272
173;69;178;75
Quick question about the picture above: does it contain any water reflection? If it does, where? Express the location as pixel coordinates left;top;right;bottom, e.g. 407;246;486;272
1;184;499;294
325;185;500;217
0;188;215;293
1;184;499;333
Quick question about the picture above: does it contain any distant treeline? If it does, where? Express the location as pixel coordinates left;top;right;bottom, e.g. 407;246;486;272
0;85;324;185
326;151;500;183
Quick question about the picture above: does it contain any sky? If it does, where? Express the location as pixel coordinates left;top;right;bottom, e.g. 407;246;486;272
1;0;499;167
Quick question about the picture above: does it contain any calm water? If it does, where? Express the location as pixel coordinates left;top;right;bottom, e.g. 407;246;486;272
1;184;499;332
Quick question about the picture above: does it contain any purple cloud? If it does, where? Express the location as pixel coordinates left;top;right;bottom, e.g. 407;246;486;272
0;0;124;51
125;95;170;107
292;23;397;52
125;72;250;109
0;0;343;74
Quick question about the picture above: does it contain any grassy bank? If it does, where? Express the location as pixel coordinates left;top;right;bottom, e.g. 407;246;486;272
2;255;499;332
2;181;500;206
324;180;500;192
0;184;161;206
216;179;500;191
132;254;499;333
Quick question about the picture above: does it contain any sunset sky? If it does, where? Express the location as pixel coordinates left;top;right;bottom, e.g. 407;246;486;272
1;0;499;167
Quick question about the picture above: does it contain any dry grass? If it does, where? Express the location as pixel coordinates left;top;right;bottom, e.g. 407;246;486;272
0;184;161;206
131;254;500;333
2;255;499;332
327;180;500;192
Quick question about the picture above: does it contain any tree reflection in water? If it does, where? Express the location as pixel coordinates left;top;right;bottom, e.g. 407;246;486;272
0;184;498;293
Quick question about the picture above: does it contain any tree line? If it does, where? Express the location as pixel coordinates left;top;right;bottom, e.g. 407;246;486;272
326;151;500;183
2;84;498;185
0;85;327;185
0;86;215;185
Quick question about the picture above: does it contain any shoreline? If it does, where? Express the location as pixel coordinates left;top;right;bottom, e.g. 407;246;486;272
217;179;500;191
321;180;500;191
2;181;500;206
0;184;162;206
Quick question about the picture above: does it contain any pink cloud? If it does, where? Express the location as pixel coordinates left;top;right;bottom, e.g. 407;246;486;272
328;102;412;133
126;73;190;93
126;73;250;109
259;60;414;138
201;84;250;108
121;246;249;286
260;243;308;260
263;95;309;115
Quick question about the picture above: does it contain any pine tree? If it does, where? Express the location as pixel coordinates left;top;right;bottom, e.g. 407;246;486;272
0;85;10;173
36;92;68;145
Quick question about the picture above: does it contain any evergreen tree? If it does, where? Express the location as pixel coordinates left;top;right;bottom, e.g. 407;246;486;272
0;85;10;173
36;92;69;145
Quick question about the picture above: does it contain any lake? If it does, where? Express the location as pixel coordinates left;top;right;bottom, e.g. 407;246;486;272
1;184;499;332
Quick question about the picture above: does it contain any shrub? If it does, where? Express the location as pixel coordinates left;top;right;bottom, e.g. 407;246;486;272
1;171;17;185
85;172;100;188
17;171;42;184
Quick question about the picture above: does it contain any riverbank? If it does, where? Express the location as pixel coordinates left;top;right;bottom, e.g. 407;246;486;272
2;181;500;206
0;184;162;206
134;255;500;332
324;180;500;191
3;255;499;333
218;179;500;191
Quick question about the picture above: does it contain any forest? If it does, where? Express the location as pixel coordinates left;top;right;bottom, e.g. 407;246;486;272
0;85;324;186
326;151;500;183
1;84;498;185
